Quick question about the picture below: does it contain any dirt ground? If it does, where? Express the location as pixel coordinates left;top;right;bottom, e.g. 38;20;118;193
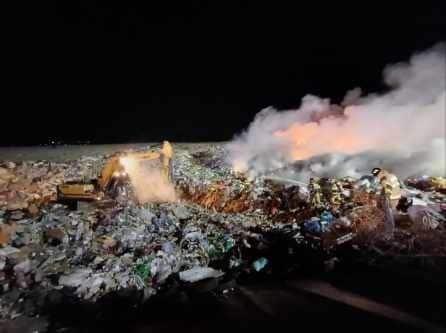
0;143;221;162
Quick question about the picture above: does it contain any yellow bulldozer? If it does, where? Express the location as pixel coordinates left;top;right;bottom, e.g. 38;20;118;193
57;141;173;209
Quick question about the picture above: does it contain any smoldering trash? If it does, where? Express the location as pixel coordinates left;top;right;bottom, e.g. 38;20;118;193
1;142;445;323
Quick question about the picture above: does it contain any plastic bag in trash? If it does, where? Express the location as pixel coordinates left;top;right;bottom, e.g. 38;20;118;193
303;217;323;234
179;266;224;283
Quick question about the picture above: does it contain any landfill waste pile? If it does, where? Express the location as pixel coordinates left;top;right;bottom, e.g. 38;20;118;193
1;143;446;326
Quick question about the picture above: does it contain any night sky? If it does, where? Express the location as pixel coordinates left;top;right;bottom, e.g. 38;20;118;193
4;2;445;145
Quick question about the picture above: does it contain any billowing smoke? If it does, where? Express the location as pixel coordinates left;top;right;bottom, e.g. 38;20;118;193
227;43;446;180
120;156;177;203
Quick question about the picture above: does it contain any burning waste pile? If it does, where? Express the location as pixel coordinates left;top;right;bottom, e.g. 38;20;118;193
1;143;445;324
0;44;446;326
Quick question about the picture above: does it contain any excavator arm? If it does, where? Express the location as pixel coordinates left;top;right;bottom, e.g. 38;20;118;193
97;156;125;190
57;141;174;208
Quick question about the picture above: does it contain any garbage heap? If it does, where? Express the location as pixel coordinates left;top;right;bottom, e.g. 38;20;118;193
1;144;446;322
174;147;254;213
174;146;309;216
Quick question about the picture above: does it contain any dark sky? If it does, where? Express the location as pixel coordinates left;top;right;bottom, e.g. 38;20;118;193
4;2;445;145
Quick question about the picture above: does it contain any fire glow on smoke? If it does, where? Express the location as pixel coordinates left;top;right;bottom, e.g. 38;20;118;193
228;43;446;179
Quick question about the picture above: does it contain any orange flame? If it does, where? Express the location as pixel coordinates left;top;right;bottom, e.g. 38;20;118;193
274;114;373;161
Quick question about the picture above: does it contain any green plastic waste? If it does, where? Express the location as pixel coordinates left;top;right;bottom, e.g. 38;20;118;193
134;256;154;282
207;233;235;260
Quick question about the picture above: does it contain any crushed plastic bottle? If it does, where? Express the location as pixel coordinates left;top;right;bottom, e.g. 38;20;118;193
252;257;268;272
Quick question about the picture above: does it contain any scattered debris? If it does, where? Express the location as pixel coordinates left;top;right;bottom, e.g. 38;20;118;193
0;144;445;323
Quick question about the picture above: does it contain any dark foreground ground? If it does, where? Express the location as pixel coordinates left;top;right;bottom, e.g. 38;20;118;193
2;258;444;333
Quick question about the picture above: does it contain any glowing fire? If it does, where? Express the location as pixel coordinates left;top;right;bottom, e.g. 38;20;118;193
228;44;446;177
273;107;387;161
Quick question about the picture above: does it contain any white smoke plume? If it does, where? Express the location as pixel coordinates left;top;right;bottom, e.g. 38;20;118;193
120;156;177;203
227;43;446;180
